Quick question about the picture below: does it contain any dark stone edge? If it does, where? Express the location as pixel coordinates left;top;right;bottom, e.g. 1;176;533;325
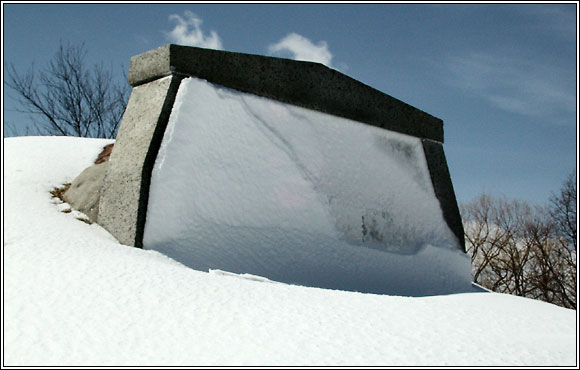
133;75;185;248
421;139;466;252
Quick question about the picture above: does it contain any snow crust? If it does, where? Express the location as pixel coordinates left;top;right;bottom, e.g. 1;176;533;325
2;136;577;366
144;77;471;296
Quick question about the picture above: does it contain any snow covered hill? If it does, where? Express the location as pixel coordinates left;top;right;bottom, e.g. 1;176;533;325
3;136;577;366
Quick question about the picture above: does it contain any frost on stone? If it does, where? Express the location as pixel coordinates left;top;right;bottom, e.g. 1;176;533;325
143;77;472;296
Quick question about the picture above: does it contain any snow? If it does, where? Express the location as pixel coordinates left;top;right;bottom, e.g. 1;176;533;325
143;77;472;296
2;136;577;366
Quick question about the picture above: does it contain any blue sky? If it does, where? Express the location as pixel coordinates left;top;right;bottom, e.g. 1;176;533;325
2;2;577;206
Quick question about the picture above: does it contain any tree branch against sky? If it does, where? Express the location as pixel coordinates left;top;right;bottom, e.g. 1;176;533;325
461;173;577;309
6;43;129;139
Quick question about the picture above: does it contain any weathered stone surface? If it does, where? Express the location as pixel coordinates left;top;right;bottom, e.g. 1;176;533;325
129;44;444;143
63;162;108;223
98;75;183;247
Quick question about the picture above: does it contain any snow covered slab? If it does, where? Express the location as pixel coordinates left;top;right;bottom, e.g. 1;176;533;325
143;77;471;296
97;44;465;256
3;137;577;366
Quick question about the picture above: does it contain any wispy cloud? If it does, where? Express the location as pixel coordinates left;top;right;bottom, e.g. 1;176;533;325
444;51;576;123
268;33;334;68
166;11;223;50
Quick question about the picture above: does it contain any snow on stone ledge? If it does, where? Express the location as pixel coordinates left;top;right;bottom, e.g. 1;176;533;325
143;77;473;296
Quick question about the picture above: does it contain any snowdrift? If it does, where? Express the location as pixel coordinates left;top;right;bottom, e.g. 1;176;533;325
3;136;577;366
143;77;472;296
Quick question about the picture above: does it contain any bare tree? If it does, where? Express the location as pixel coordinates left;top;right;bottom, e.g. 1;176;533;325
550;172;577;251
462;195;532;295
6;42;129;138
461;194;509;286
525;216;576;309
461;185;577;309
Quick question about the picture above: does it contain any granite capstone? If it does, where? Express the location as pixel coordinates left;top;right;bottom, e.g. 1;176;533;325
129;44;444;143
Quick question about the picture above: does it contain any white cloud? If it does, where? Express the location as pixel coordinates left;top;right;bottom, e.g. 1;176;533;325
166;11;223;50
268;33;334;67
444;51;576;123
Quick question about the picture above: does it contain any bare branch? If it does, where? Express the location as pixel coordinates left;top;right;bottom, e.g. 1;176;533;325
462;191;576;309
5;42;129;138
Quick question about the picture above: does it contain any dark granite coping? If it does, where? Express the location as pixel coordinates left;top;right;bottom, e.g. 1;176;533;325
128;44;444;143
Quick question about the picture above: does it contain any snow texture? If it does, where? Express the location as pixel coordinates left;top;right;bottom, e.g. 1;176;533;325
144;77;471;296
3;136;577;366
